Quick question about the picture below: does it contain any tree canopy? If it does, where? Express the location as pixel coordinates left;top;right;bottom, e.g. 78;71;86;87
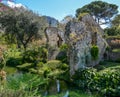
112;14;120;26
104;14;120;36
0;8;44;49
76;1;118;25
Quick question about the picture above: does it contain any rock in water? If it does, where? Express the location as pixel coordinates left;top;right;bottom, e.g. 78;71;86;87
63;90;69;97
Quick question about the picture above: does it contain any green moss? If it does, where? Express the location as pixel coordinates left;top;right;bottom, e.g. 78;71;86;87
60;44;69;51
78;12;89;21
112;49;120;53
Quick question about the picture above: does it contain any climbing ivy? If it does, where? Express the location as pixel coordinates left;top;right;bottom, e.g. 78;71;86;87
91;45;99;60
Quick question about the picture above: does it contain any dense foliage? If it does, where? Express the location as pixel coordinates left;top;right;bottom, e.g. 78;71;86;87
56;44;68;63
104;26;120;36
73;68;120;97
112;14;120;26
0;1;120;97
104;14;120;36
0;8;45;49
76;1;118;24
91;45;99;60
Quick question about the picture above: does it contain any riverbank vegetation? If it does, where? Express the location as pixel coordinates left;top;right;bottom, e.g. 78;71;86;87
0;1;120;97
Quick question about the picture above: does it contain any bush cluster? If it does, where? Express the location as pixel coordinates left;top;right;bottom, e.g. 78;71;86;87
73;68;120;97
37;60;69;79
22;46;48;63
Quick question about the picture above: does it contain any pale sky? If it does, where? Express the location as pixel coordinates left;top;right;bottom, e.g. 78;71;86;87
4;0;120;21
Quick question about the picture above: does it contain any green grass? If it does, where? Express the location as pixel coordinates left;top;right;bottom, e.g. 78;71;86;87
100;61;120;67
4;66;17;74
106;35;120;39
95;61;120;73
112;49;120;53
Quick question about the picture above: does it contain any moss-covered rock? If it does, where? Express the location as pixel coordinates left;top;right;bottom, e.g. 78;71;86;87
47;79;68;95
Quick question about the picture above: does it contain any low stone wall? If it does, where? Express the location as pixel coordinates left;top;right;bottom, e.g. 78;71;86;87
108;52;120;61
107;37;120;49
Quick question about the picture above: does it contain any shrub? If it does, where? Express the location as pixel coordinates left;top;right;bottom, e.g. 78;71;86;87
59;63;69;70
22;46;48;63
73;68;97;89
6;57;22;67
45;60;62;70
60;44;69;51
0;64;4;70
22;49;39;63
91;45;99;60
104;26;120;36
56;44;68;63
43;67;51;78
56;51;68;63
99;71;120;97
36;62;44;68
37;60;69;79
116;58;120;62
29;68;37;73
72;68;120;97
45;60;69;71
3;49;21;59
106;46;111;51
17;63;34;71
38;46;48;63
4;66;17;74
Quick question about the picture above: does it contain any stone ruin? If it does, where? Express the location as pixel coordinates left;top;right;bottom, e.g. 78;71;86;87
45;14;107;75
106;37;120;61
65;14;107;75
45;27;64;60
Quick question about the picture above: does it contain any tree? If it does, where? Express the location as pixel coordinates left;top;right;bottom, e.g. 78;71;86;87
104;26;120;36
76;1;118;25
0;8;43;49
112;14;120;26
104;14;120;36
